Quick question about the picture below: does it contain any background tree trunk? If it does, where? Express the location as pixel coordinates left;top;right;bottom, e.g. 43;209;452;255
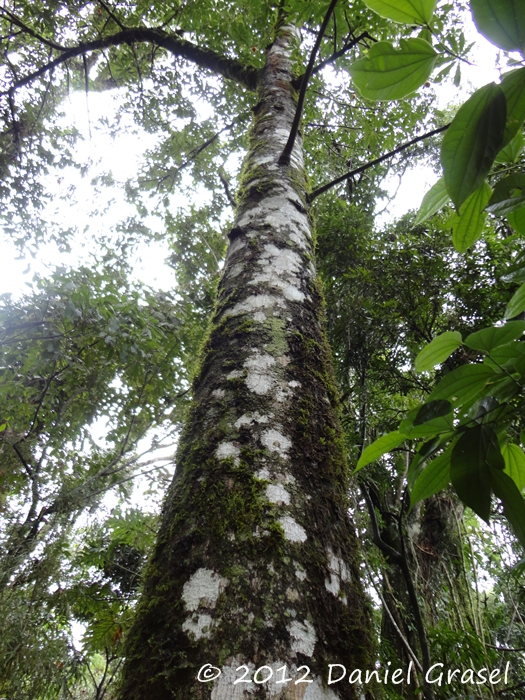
117;22;375;700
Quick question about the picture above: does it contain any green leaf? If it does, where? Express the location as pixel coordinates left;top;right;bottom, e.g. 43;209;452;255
452;182;492;252
362;0;437;24
400;400;454;438
495;131;524;164
414;331;462;372
428;364;496;406
471;0;525;55
486;340;525;370
410;447;452;509
502;443;525;491
355;431;405;471
441;83;506;209
505;281;525;319
507;207;525;236
451;424;502;522
486;174;525;216
414;177;451;224
500;68;525;146
490;468;525;549
464;321;525;353
348;39;438;101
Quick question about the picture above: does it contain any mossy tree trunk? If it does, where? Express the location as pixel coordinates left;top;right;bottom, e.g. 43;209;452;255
118;22;375;700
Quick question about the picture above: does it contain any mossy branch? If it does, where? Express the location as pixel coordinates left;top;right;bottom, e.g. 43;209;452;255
2;26;259;96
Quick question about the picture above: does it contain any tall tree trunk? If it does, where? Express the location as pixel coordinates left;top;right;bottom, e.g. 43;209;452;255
118;23;375;700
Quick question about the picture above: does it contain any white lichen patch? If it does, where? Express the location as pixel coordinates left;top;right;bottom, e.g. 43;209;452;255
225;262;244;279
286;587;300;602
215;441;240;464
225;294;284;320
255;467;271;481
236;197;310;243
288;619;317;657
279;515;307;543
211;659;298;700
295;564;307;581
304;678;341;700
211;659;257;700
288;380;301;388
226;369;244;380
234;412;272;429
182;613;214;640
265;483;291;505
244;353;277;395
211;388;226;399
325;549;351;602
260;428;291;457
226;237;246;258
182;568;225;611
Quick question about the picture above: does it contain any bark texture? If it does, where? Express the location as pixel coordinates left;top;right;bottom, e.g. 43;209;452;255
118;24;375;700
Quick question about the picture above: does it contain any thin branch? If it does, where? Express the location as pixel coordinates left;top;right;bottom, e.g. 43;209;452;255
359;481;403;565
308;123;450;202
279;0;340;166
12;443;33;478
0;7;68;51
362;557;423;674
3;27;259;96
96;0;127;31
309;31;374;79
151;115;249;189
218;169;236;208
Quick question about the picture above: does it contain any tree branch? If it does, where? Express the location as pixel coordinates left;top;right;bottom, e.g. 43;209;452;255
279;0;340;166
3;26;259;97
308;123;450;202
0;7;68;51
96;0;127;31
359;481;403;565
309;31;374;78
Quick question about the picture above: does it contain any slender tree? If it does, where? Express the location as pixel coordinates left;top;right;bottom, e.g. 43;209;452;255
118;18;378;699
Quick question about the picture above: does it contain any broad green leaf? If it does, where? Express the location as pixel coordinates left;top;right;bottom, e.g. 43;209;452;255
505;281;525;319
348;39;438;101
452;182;492;252
487;340;525;370
414;177;451;224
363;0;437;24
428;364;496;406
401;413;454;438
500;68;525;146
410;447;452;509
441;83;506;209
502;443;525;491
414;331;462;372
507;207;525;236
400;400;454;438
486;174;525;216
451;424;502;521
465;321;525;354
355;431;405;471
495;131;524;164
471;0;525;55
490;468;525;549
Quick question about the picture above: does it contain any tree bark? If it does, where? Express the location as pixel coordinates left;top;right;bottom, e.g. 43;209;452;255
118;23;375;700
